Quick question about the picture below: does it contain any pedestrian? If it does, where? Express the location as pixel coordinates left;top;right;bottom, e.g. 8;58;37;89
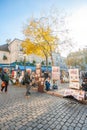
45;77;51;91
0;68;2;79
0;68;9;93
52;80;58;89
19;75;23;87
31;71;36;87
44;71;49;80
24;70;32;96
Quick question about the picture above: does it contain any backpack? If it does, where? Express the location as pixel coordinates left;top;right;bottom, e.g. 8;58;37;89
1;72;4;81
1;72;9;82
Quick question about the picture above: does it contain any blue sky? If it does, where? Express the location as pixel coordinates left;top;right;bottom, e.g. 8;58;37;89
0;0;87;46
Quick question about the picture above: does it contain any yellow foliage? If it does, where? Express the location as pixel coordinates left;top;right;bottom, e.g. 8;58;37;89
22;18;59;63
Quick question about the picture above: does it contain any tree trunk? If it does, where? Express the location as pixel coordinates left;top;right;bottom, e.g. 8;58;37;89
45;55;48;70
50;53;54;66
46;55;48;66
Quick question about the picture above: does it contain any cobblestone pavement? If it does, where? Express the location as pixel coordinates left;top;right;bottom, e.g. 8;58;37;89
0;85;87;130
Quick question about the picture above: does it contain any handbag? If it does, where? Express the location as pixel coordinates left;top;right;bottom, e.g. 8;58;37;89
1;81;6;88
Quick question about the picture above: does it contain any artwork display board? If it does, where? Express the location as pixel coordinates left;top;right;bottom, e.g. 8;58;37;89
52;66;60;81
69;69;79;82
36;64;44;92
64;89;85;101
69;69;80;90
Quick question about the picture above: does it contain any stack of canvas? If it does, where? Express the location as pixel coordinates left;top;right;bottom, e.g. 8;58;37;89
52;66;60;81
64;88;85;101
64;69;86;101
69;69;80;90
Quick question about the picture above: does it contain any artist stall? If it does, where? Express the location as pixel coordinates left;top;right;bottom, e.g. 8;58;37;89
52;66;60;89
36;64;44;93
63;69;86;101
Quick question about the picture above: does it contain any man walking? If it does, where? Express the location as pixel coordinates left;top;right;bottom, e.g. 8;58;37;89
0;68;9;93
24;70;31;96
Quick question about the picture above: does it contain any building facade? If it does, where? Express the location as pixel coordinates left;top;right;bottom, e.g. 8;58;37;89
0;44;10;64
0;38;67;70
0;38;45;64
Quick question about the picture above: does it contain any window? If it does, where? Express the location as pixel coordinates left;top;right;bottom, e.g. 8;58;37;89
18;45;23;51
3;55;7;60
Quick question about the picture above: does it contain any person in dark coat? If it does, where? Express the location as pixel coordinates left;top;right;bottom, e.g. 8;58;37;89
44;71;49;80
0;68;9;93
45;77;50;91
82;72;87;91
24;70;31;96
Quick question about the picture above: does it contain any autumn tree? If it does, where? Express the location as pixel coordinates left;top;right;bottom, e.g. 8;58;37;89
65;50;86;70
22;18;58;66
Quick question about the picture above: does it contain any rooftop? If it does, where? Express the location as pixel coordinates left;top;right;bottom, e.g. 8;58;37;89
0;44;9;52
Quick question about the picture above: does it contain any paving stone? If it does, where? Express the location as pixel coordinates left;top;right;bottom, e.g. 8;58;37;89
73;120;78;124
65;122;70;127
61;125;68;130
50;124;56;129
82;126;87;130
68;126;74;130
76;123;82;128
25;127;32;130
62;118;67;123
68;119;73;123
32;128;38;130
71;123;76;127
39;128;45;130
47;128;52;130
43;124;49;130
37;124;43;129
60;121;65;125
74;127;81;130
79;120;84;124
55;124;62;129
85;119;87;123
